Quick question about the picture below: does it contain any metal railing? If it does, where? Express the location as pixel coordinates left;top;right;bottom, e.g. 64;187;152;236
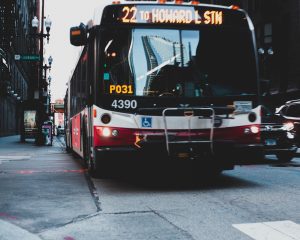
162;107;215;156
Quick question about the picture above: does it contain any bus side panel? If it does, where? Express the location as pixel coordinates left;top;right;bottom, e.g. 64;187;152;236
87;107;94;158
89;35;98;158
72;114;82;156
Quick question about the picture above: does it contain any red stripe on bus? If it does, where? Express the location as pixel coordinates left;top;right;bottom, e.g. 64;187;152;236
93;125;260;147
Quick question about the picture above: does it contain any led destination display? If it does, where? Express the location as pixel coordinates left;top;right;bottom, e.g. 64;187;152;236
102;5;248;27
121;6;223;25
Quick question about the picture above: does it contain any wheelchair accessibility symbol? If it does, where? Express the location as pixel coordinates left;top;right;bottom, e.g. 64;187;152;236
141;117;152;128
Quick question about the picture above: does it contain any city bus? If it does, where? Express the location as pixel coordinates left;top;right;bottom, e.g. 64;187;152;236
65;0;262;177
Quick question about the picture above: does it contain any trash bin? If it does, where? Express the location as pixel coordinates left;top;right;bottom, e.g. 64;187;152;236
42;122;53;146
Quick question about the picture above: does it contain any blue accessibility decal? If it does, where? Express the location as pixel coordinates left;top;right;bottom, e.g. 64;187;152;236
141;117;152;128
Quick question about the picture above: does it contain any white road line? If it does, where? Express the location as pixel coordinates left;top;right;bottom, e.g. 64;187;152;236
233;221;300;240
0;156;30;161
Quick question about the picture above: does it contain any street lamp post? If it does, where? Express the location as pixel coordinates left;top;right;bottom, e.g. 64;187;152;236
258;47;274;79
31;0;52;145
40;56;53;116
48;75;52;115
31;0;52;100
258;47;274;97
42;56;53;85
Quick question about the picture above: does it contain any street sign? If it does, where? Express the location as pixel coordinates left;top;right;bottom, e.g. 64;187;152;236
14;55;40;61
14;55;21;60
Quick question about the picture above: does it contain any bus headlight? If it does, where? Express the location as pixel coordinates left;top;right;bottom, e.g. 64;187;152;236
250;126;259;134
102;127;111;137
244;126;259;134
282;122;294;131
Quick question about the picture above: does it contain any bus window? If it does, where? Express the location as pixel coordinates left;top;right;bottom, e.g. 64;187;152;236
101;27;256;98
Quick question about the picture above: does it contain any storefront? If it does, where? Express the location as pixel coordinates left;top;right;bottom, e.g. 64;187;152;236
0;49;28;136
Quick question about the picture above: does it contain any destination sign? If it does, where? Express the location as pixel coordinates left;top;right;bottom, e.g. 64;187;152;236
102;5;248;28
121;6;223;25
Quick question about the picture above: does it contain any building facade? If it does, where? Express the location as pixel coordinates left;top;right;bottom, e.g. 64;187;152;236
202;0;300;105
0;0;39;136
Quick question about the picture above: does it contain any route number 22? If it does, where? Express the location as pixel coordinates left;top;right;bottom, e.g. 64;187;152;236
122;6;137;23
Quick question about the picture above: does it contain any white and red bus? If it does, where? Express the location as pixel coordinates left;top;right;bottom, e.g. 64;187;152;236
65;0;262;177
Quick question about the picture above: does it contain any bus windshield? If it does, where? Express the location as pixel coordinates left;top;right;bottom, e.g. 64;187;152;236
101;27;257;98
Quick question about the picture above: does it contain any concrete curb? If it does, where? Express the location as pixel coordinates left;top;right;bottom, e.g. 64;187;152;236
0;220;41;240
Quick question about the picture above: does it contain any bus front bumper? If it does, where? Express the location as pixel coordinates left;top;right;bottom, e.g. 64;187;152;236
94;141;238;170
95;141;290;165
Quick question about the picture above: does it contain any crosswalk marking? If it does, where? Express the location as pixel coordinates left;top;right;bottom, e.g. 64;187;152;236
233;221;300;240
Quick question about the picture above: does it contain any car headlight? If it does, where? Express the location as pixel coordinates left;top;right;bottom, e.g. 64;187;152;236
282;122;294;131
287;132;295;139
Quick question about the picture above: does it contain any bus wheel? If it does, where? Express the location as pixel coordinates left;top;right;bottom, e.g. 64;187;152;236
65;136;71;152
87;154;108;178
276;152;295;162
82;142;88;168
66;145;72;153
87;154;96;177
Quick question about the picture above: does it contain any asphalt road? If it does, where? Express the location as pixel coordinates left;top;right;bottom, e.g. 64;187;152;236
0;136;300;240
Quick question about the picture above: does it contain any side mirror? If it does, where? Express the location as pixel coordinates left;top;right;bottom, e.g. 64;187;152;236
70;23;87;46
260;79;270;96
275;105;285;115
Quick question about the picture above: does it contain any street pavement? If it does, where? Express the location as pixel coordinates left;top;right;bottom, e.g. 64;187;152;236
0;136;300;240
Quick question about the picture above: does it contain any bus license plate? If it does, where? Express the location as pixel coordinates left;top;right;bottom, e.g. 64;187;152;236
265;139;277;146
177;153;190;159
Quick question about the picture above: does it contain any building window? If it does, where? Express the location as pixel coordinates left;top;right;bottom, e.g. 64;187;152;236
264;23;272;44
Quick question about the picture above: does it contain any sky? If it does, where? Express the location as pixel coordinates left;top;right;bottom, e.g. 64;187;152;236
45;0;101;101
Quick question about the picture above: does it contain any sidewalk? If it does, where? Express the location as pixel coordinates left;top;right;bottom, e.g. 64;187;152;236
0;135;64;156
0;135;34;152
0;136;55;239
0;135;96;238
0;220;42;240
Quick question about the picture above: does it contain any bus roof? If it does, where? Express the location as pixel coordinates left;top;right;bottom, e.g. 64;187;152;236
67;0;254;90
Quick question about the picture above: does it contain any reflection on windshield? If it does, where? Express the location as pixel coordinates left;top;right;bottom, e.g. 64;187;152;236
132;29;199;96
102;28;256;98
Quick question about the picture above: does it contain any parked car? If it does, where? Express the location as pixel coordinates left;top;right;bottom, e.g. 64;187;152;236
261;106;297;162
275;99;300;146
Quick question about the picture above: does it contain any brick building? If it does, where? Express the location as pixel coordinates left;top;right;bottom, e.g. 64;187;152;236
0;0;39;136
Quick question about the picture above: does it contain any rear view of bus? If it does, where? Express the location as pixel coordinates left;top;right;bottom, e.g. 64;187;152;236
65;0;261;177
